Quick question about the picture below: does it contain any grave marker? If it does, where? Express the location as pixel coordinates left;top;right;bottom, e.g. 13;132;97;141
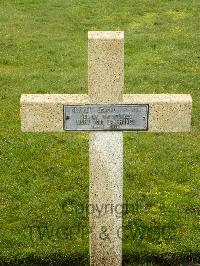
21;31;192;266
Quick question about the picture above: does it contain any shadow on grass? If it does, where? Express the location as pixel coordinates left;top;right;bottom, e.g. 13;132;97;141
0;252;200;265
123;252;200;265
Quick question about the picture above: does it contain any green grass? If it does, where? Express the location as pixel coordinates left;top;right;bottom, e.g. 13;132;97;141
0;0;199;265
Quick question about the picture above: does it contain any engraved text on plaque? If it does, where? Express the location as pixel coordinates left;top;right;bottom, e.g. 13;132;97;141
63;104;148;131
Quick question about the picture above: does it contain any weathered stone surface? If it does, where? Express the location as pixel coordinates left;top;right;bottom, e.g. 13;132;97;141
88;31;124;104
123;94;192;132
89;132;123;266
20;94;89;132
88;31;124;266
21;94;192;132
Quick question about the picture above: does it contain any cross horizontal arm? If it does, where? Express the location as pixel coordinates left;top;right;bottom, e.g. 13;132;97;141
20;93;192;132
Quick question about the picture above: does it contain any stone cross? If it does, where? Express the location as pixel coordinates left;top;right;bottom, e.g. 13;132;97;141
20;31;192;266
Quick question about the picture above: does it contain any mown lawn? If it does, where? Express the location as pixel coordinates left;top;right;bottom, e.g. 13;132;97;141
0;0;199;265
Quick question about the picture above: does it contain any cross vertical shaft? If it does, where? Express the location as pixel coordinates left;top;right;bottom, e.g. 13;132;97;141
88;32;124;266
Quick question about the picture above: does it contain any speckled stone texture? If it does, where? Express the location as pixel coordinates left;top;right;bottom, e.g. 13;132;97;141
20;94;88;132
88;31;124;104
20;94;192;132
123;94;192;132
89;132;123;266
88;31;124;266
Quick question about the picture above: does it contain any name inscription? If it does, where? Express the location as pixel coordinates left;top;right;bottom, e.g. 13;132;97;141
63;104;148;131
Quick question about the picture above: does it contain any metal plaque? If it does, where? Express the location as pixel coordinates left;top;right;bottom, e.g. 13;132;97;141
63;104;149;131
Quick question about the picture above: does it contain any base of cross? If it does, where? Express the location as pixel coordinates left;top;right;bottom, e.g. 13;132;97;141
20;31;192;266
